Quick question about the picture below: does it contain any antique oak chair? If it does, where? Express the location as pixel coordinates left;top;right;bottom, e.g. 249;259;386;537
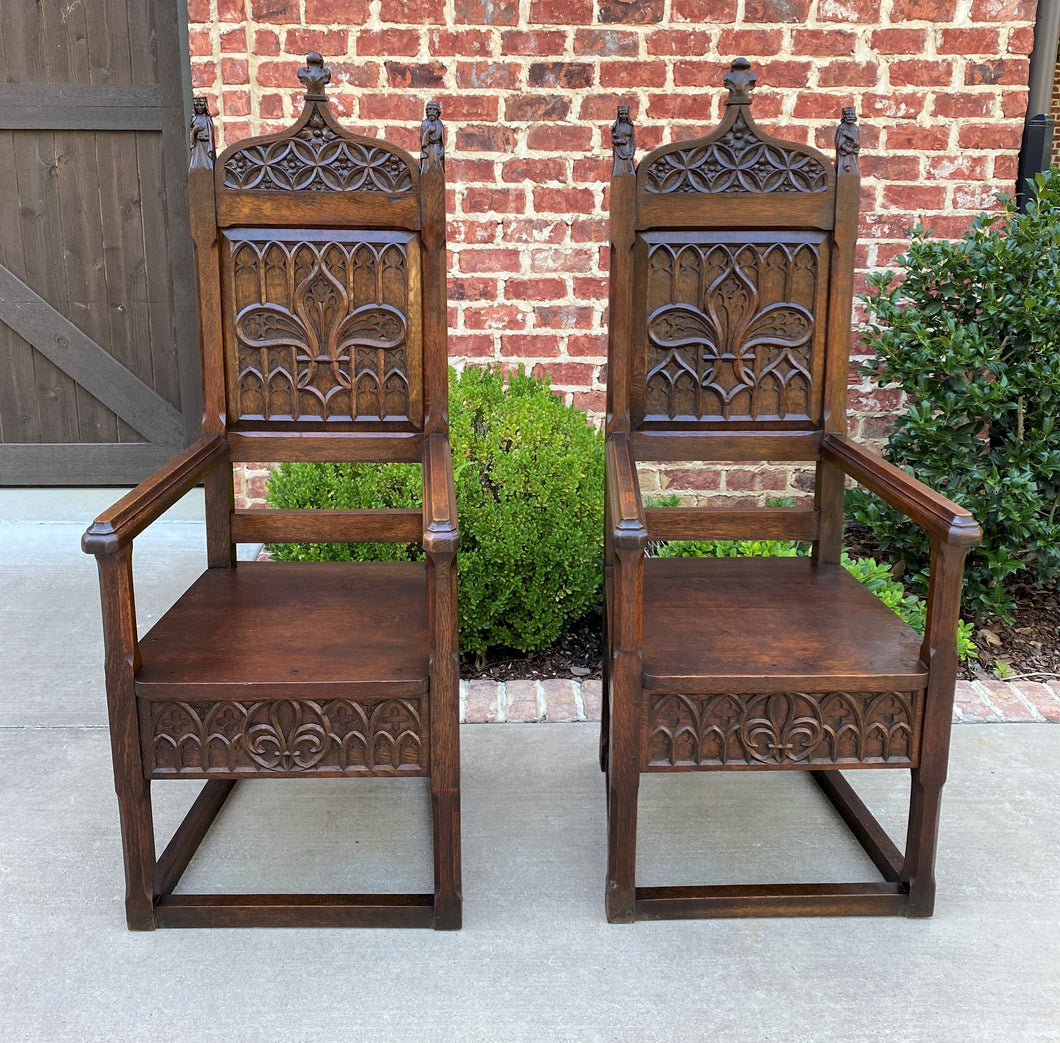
601;59;981;922
82;55;460;929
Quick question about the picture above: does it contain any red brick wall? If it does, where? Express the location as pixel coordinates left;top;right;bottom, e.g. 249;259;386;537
186;0;1034;507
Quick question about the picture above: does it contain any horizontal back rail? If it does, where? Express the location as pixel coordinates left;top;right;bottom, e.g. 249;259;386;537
216;191;421;231
631;430;822;462
231;508;421;545
636;193;835;232
645;507;819;543
226;431;423;463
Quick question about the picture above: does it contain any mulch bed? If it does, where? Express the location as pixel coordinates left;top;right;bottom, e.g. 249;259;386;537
463;607;604;682
963;577;1060;682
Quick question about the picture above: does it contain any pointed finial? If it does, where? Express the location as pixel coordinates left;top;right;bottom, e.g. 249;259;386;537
724;57;756;105
189;96;215;170
297;53;331;101
421;99;445;172
835;105;860;175
611;105;635;176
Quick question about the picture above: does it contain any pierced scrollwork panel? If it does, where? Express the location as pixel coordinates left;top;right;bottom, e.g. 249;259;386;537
641;236;822;423
645;690;923;770
224;109;415;193
644;108;829;195
227;231;421;424
144;697;428;777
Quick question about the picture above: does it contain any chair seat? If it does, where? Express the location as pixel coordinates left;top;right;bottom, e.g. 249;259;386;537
641;557;928;694
135;561;430;701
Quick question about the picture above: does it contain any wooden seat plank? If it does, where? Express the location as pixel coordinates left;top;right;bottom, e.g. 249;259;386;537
640;557;927;693
136;561;429;697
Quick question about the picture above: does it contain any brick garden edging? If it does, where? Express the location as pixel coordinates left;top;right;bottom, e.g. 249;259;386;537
460;677;1060;723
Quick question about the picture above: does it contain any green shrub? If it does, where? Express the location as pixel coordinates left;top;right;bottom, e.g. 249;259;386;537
266;364;605;658
265;461;423;562
851;170;1060;620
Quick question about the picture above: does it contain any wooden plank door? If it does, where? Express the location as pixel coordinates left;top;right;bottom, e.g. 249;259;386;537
0;0;200;484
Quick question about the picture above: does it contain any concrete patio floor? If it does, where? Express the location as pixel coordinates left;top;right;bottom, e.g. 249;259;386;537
1;488;1058;1042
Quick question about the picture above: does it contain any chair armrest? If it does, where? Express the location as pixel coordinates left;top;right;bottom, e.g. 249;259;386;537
422;433;459;556
607;433;647;551
821;434;981;548
82;434;229;556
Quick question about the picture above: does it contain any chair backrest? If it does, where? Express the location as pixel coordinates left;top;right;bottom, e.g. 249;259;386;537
607;58;861;468
189;53;449;468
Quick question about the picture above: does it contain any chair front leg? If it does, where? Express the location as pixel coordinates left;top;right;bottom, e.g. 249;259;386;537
903;537;968;916
605;545;644;924
96;547;157;930
427;550;461;930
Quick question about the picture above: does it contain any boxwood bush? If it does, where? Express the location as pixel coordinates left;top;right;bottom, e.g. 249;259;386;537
852;171;1060;620
266;365;604;658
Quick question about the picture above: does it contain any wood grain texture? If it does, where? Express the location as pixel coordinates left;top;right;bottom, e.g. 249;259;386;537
231;508;422;545
135;562;430;696
644;506;819;542
639;557;927;693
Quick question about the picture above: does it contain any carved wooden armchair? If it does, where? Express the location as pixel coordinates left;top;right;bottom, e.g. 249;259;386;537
602;60;981;922
82;56;460;929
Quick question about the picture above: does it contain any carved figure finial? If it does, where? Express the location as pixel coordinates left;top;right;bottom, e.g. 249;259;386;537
421;99;445;172
298;52;331;100
724;57;756;105
611;105;635;176
189;96;215;170
835;105;860;175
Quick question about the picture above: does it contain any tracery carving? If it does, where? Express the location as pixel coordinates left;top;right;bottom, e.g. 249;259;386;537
230;235;416;423
221;52;414;192
223;117;415;192
643;239;819;422
146;697;427;776
646;690;922;769
643;107;829;194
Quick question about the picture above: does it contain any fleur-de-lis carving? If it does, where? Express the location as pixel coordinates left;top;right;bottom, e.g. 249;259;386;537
646;690;918;768
743;693;824;765
298;52;331;100
724;56;756;105
235;263;408;421
647;261;813;420
245;700;329;771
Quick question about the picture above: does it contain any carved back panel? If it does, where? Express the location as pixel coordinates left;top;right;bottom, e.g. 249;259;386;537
636;231;828;427
610;59;860;441
224;229;423;427
190;54;446;442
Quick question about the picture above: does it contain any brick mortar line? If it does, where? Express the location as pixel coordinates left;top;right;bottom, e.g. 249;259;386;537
460;677;1060;724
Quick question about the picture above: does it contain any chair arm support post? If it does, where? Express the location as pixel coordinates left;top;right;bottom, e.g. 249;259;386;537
920;537;968;745
606;434;647;553
422;434;459;556
820;434;981;548
82;434;229;556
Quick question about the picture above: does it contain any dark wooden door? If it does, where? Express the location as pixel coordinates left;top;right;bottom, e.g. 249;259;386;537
0;0;200;484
